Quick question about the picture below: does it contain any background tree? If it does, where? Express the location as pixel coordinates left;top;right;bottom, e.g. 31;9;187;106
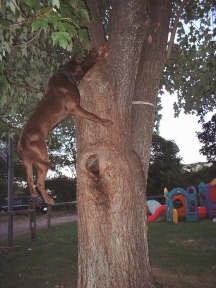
1;1;216;288
197;114;216;163
147;134;183;196
46;176;76;202
181;162;216;188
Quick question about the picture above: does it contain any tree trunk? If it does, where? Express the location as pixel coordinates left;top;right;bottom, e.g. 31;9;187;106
76;1;171;287
76;53;155;288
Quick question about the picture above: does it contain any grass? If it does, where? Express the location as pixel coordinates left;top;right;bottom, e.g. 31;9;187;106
0;223;78;288
149;220;216;287
0;220;216;288
149;220;216;272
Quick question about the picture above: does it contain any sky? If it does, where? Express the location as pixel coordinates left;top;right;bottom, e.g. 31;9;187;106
159;93;212;164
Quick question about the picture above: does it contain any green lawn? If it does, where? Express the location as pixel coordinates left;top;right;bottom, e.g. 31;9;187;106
149;220;216;287
0;223;78;288
0;220;216;288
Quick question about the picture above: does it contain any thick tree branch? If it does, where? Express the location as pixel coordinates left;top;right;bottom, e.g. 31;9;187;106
85;0;105;47
167;0;189;61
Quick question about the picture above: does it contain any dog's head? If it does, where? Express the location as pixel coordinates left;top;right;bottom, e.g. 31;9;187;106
63;49;98;81
63;44;109;81
80;44;109;74
81;48;98;74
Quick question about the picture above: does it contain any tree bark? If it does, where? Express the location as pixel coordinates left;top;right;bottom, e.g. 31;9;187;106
76;52;155;288
132;0;171;175
86;0;106;47
76;1;171;287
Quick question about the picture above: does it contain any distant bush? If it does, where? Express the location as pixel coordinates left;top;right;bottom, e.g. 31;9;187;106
46;176;76;202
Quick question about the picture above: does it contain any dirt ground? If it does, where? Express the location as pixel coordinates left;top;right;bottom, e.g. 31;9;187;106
0;214;77;241
152;267;216;288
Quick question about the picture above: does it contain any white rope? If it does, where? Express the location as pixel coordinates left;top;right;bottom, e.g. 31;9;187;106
132;101;155;107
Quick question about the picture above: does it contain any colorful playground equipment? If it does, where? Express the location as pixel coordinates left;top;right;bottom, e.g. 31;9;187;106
198;179;216;219
147;200;166;222
147;180;216;223
165;186;198;222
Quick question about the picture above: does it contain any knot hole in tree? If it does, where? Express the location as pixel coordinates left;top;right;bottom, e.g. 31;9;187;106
86;153;99;182
85;152;110;207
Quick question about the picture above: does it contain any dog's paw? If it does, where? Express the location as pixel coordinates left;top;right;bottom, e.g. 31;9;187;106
31;189;39;198
45;196;55;206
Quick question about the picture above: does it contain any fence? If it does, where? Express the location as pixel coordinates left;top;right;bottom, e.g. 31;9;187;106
46;201;77;228
0;201;77;249
0;208;36;247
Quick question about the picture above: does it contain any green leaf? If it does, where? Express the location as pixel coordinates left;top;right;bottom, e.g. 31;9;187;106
52;18;65;31
31;18;49;32
78;28;89;42
52;31;71;49
62;22;77;35
79;8;89;22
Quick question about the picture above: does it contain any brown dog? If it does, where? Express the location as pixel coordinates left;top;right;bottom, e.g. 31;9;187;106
17;46;111;205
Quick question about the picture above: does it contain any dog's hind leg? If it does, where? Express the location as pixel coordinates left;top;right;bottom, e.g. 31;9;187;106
35;163;55;205
23;160;39;198
30;141;54;205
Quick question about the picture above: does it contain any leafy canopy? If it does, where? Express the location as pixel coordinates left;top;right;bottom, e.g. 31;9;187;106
1;0;89;58
0;0;89;173
0;0;90;122
162;0;216;118
0;0;215;169
1;1;215;120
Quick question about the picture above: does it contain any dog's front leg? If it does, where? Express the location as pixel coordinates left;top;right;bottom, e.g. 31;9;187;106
72;105;113;126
